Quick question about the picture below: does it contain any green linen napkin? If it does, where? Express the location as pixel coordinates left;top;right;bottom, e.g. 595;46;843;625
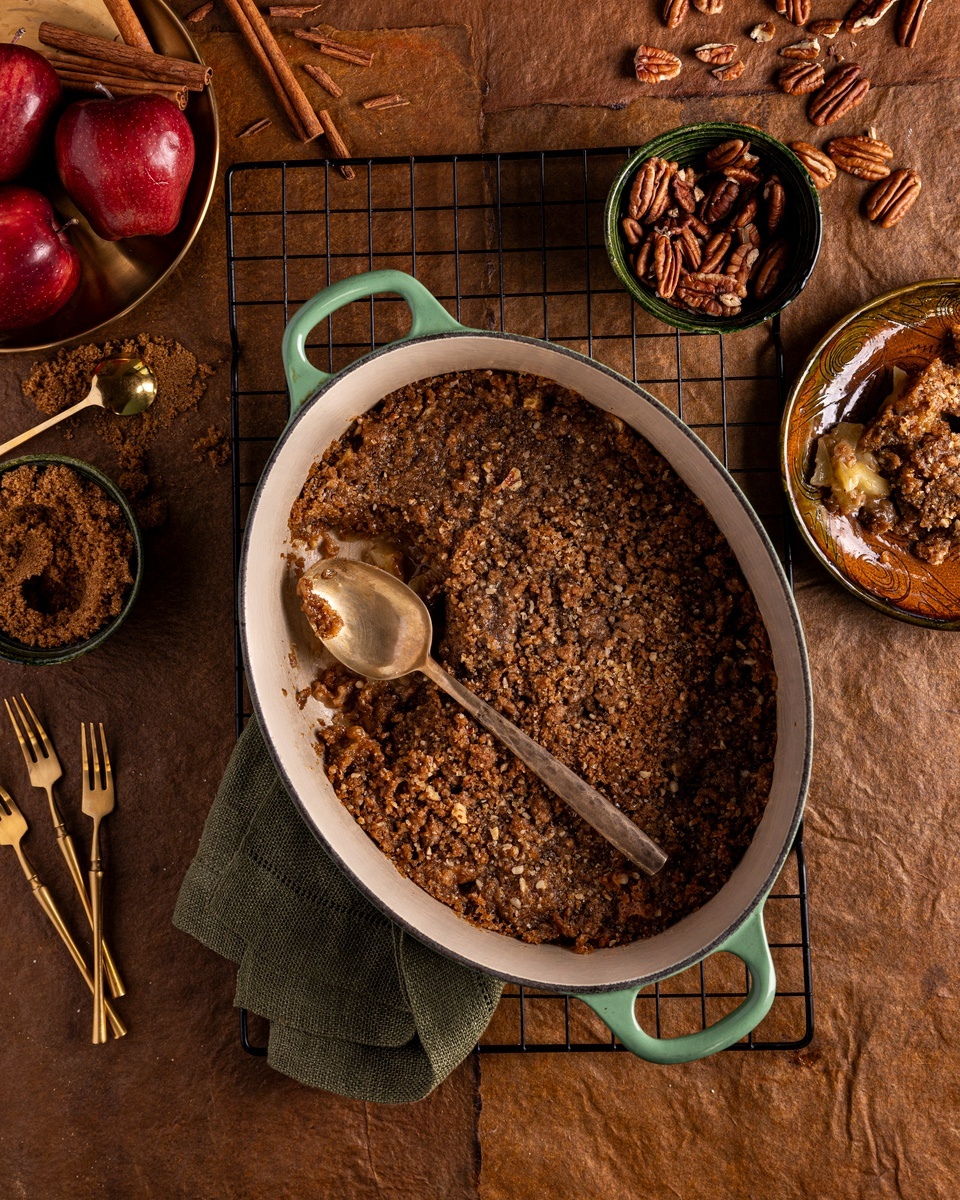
173;717;503;1103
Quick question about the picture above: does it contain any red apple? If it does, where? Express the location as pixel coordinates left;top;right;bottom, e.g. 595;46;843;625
0;31;62;182
0;185;80;330
55;94;195;241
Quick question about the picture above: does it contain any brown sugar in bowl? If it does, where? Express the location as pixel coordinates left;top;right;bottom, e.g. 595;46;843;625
0;455;143;665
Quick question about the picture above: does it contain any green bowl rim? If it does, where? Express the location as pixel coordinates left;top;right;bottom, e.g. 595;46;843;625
604;122;823;334
0;454;144;665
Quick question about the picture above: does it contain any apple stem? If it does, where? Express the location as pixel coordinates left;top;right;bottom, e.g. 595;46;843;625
55;219;80;235
12;27;25;45
94;82;115;100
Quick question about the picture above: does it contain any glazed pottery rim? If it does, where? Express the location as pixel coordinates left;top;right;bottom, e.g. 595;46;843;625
604;121;823;334
781;276;960;629
0;454;143;664
0;0;219;355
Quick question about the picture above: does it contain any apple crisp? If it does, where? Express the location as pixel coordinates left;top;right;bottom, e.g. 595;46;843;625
289;371;777;951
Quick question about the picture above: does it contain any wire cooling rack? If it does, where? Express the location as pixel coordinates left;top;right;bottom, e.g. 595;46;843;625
226;149;814;1056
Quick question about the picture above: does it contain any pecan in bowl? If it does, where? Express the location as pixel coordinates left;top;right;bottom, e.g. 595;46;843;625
605;122;823;332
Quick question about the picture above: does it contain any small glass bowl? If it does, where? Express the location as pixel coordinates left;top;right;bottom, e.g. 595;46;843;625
0;455;143;666
604;122;823;334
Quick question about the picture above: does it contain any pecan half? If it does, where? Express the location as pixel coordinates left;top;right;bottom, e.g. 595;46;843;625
705;138;756;171
788;141;837;188
628;157;677;222
676;289;725;317
634;234;654;277
750;21;776;40
653;233;684;298
808;63;870;126
662;0;690;28
739;222;762;247
692;0;724;11
826;135;893;180
694;43;737;64
763;176;786;231
809;17;842;36
844;0;896;31
700;230;733;273
700;179;740;223
677;225;703;269
713;60;745;81
725;244;759;293
781;37;821;59
634;45;682;83
866;168;921;227
776;0;812;25
778;61;825;94
753;239;789;299
897;0;931;46
671;170;698;212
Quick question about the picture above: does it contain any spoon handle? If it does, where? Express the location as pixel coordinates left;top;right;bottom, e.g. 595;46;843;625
420;657;668;876
0;392;100;459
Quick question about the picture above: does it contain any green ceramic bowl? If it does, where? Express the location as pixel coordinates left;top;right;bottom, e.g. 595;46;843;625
0;456;143;666
604;122;823;333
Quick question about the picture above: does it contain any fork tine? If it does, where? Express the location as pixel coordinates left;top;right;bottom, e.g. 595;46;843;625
89;722;100;786
19;695;52;759
11;696;41;762
4;699;32;767
98;724;111;780
0;784;12;816
81;721;89;786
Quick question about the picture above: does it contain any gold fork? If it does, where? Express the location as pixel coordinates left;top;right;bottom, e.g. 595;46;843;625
5;696;125;999
82;722;116;1045
0;784;127;1038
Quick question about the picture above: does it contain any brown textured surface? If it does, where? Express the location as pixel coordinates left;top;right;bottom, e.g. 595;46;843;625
0;1;958;1196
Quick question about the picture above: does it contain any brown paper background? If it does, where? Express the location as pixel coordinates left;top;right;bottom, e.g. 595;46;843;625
0;2;958;1196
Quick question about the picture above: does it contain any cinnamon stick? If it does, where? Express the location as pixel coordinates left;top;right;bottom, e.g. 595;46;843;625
301;61;343;98
57;72;187;107
38;23;210;88
100;0;152;52
238;117;271;137
362;94;409;109
45;49;205;90
317;109;356;179
293;30;373;66
269;5;321;15
220;0;321;142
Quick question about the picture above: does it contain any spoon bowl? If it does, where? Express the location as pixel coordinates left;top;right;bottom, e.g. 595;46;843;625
299;556;668;875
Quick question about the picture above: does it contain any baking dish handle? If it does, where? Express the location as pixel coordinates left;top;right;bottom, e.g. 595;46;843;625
573;903;775;1064
282;269;465;414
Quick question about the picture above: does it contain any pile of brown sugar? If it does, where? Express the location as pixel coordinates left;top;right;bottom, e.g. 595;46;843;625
0;464;133;648
22;335;220;528
290;370;778;952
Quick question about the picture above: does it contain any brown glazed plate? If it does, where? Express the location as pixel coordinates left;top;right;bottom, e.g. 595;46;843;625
782;278;960;629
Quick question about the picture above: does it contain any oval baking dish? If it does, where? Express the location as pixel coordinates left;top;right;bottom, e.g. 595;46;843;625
240;270;813;1064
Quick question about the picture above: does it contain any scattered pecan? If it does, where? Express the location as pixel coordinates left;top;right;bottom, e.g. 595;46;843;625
788;141;837;188
809;18;843;36
764;176;786;231
662;0;690;27
705;139;757;171
896;0;932;46
844;0;896;30
694;43;737;64
778;62;825;94
780;37;821;59
653;233;684;298
713;60;745;81
826;135;893;180
750;21;776;40
776;0;812;25
808;63;870;126
692;0;724;11
866;168;921;227
753;239;789;299
634;45;683;83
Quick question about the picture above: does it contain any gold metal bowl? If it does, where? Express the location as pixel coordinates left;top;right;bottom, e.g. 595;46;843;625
0;0;219;354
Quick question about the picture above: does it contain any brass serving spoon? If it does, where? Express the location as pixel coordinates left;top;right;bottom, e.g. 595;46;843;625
0;356;156;458
299;557;668;876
